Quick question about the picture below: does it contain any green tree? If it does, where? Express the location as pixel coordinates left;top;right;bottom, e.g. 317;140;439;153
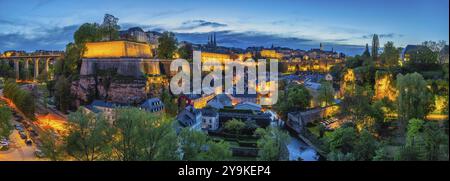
422;40;447;53
362;43;371;58
421;121;448;160
409;46;438;64
114;107;179;161
394;145;421;161
177;43;193;61
157;31;178;59
0;60;15;78
179;128;232;161
372;145;391;161
396;118;449;161
161;89;178;116
59;43;82;76
179;128;207;160
54;76;72;113
100;14;120;41
371;34;379;61
406;118;424;146
0;107;13;138
318;123;326;138
396;73;433;133
256;127;290;161
317;81;335;107
327;151;356;161
341;85;375;124
74;23;102;46
224;119;245;135
274;84;311;119
65;108;114;161
40;130;64;161
354;129;378;161
199;140;232;161
380;41;400;69
3;79;35;119
323;126;356;154
16;90;35;119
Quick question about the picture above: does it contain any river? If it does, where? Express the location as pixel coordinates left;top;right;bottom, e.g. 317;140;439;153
271;118;320;161
287;133;320;161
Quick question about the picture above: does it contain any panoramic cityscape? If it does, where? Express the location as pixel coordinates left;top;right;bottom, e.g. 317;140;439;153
0;0;449;162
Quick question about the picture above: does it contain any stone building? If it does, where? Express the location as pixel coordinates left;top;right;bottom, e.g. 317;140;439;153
72;41;170;105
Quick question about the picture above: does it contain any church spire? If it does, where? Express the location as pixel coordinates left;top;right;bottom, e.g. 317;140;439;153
208;35;211;45
213;32;216;47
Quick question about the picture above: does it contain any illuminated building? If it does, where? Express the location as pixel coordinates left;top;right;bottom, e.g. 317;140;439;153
83;41;153;58
74;40;171;105
237;52;253;61
260;49;283;59
200;51;231;63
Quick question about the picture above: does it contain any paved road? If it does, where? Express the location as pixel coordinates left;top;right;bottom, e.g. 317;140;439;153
0;129;41;161
0;88;42;161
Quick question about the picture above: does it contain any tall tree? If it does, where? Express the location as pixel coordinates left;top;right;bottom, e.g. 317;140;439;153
410;46;439;64
179;128;208;160
100;14;120;41
177;43;193;61
74;23;102;46
3;79;35;119
421;121;448;160
354;129;378;160
65;108;114;161
160;89;178;116
54;76;72;113
114;107;179;161
323;126;357;154
157;31;178;59
274;84;311;119
317;81;335;107
396;73;433;133
380;41;400;68
0;107;13;138
422;40;447;53
39;130;64;161
371;34;379;61
362;43;371;58
256;127;290;161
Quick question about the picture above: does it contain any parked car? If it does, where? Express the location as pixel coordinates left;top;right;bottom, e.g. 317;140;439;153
35;149;45;158
15;124;24;131
25;139;32;146
29;129;39;137
22;122;31;128
0;138;9;147
19;131;27;139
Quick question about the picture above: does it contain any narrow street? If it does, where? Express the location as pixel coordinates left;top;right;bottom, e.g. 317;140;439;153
0;129;41;161
0;87;52;161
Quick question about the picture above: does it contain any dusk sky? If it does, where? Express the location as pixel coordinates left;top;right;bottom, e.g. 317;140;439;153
0;0;448;55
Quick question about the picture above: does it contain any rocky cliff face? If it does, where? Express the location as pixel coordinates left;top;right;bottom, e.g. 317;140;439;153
71;76;148;105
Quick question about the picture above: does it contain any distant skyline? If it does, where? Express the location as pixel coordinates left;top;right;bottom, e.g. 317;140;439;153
0;0;448;55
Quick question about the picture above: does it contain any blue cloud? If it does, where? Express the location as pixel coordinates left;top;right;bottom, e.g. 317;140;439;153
177;20;227;30
0;24;78;51
362;33;403;39
0;22;365;56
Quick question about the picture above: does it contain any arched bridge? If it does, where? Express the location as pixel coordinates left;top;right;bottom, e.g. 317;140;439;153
0;53;64;80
